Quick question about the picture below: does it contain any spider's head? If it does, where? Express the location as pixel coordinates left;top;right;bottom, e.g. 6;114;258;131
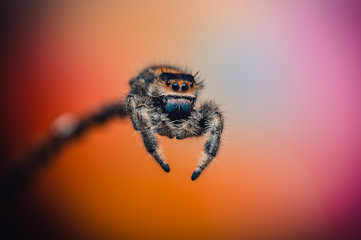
151;66;203;99
150;66;204;117
159;72;196;94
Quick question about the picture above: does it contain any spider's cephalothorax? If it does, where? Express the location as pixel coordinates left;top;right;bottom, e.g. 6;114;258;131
127;65;224;180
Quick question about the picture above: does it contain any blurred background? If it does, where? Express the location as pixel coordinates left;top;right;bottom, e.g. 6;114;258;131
1;0;361;239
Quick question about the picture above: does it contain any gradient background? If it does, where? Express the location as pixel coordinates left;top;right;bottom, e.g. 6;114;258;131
1;0;361;239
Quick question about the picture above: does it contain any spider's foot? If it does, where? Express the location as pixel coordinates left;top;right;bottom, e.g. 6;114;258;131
191;168;202;181
161;162;170;172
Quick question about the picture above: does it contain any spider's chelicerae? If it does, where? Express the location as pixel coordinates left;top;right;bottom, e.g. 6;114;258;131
126;65;224;180
1;65;224;201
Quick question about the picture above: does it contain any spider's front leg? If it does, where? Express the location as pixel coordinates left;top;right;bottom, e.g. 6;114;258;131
191;101;224;181
127;95;170;172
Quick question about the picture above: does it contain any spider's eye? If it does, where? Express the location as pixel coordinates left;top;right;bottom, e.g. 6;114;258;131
181;84;188;92
166;80;170;86
190;83;194;88
172;83;180;91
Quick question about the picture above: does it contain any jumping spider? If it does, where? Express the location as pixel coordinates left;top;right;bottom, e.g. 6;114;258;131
126;65;224;180
1;65;224;200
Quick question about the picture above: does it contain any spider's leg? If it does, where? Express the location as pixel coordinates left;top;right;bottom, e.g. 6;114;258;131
191;101;224;181
127;95;170;172
0;101;128;205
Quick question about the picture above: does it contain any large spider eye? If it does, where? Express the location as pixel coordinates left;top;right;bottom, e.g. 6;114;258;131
166;80;170;86
181;84;188;92
172;83;180;91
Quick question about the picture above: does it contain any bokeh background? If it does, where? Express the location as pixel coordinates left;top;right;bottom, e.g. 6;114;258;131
1;0;361;239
